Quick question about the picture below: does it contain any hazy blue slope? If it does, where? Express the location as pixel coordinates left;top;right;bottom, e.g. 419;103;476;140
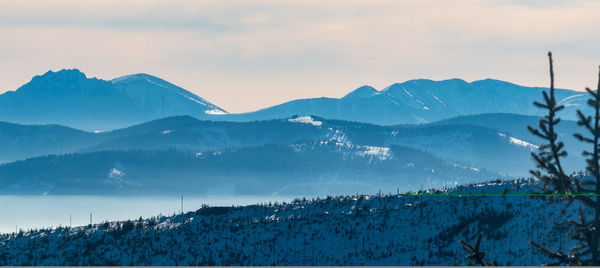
0;69;141;130
0;121;100;163
111;73;227;118
0;114;544;176
80;115;539;176
213;78;589;125
0;143;497;195
83;116;330;152
220;94;430;125
431;113;585;173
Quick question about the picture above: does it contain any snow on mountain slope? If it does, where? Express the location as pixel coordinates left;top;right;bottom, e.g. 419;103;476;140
497;132;537;149
111;73;227;117
0;178;585;265
220;78;589;126
222;94;432;125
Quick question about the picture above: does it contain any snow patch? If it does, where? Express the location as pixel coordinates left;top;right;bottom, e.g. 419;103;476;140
498;132;538;149
104;167;137;187
558;94;585;105
356;146;391;161
428;91;447;107
413;98;429;110
108;168;125;178
205;109;227;115
288;116;322;126
328;130;348;144
401;86;414;98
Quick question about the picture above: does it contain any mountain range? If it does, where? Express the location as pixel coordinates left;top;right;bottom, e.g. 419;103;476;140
0;69;591;195
0;115;504;195
0;69;590;130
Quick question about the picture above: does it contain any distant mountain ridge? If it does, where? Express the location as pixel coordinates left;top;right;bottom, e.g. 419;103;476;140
0;114;550;175
0;143;497;195
222;78;588;125
0;69;227;130
1;113;578;195
0;68;590;130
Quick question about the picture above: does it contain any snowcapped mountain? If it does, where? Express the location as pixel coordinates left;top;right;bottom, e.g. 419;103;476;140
221;78;589;125
0;69;226;131
0;178;583;265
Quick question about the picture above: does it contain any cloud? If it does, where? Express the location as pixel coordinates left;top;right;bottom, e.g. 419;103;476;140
0;0;599;112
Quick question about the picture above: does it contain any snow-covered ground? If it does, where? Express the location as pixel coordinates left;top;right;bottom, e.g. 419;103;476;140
0;178;585;265
0;195;299;234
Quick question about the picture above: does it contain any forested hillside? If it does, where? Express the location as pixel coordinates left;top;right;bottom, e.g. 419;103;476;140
0;178;582;265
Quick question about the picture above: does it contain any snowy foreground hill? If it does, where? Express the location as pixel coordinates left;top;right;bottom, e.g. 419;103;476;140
0;178;584;265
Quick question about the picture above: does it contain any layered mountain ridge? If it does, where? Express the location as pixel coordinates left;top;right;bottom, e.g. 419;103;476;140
0;69;590;195
0;69;590;130
226;78;588;125
0;113;586;195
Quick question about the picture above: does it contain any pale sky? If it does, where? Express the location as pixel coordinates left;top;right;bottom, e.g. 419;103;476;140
1;0;599;113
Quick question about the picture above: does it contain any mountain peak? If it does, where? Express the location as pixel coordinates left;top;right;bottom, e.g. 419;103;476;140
398;78;468;86
34;68;88;81
470;78;519;87
342;85;379;99
111;73;160;84
19;68;107;95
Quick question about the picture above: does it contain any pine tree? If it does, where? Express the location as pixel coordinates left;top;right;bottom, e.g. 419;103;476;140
527;52;573;199
528;52;600;265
